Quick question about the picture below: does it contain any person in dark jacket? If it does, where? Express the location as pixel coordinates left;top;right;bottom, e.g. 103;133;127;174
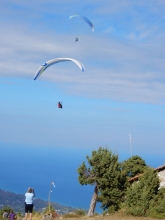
58;102;63;108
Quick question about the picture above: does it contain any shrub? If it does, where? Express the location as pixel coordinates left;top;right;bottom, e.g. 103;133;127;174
43;204;56;214
75;209;86;216
148;187;165;219
125;168;160;216
107;205;117;214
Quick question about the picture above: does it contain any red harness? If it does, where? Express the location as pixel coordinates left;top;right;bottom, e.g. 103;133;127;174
58;103;62;108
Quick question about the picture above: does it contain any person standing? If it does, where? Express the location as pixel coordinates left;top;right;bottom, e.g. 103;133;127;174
25;188;35;220
3;210;8;220
8;211;16;220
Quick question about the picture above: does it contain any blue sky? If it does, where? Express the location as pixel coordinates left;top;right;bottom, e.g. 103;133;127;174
1;0;165;186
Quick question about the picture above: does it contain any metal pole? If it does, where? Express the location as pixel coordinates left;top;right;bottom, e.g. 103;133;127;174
48;183;51;213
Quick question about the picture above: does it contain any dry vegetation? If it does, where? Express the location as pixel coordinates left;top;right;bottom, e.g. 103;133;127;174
28;212;165;220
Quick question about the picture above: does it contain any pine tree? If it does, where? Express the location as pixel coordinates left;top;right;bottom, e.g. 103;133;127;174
77;147;126;216
122;155;148;178
126;168;160;216
149;187;165;218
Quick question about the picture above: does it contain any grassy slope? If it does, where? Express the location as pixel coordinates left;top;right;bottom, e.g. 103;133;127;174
30;212;162;220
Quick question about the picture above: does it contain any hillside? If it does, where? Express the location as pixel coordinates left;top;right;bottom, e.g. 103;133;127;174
0;189;77;214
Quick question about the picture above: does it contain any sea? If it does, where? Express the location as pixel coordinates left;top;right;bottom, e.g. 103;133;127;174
0;143;164;213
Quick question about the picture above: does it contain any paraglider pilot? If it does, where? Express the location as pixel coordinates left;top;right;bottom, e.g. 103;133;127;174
58;102;63;109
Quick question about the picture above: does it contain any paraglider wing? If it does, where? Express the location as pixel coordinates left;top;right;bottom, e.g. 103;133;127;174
34;58;85;80
69;15;94;32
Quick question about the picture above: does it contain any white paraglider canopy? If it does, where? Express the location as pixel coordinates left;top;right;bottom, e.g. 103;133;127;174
69;15;94;32
34;57;85;80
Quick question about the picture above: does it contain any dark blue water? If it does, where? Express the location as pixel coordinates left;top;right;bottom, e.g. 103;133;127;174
0;144;102;212
0;143;163;213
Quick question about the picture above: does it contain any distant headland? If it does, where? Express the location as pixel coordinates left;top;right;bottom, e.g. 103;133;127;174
0;189;76;214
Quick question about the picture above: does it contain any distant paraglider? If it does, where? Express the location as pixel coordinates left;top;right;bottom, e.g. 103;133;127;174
34;57;85;80
69;15;94;31
69;15;94;42
34;58;85;110
58;102;63;109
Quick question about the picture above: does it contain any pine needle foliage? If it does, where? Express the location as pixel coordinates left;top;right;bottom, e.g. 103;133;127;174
148;187;165;218
77;147;126;212
121;155;148;178
126;168;160;216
